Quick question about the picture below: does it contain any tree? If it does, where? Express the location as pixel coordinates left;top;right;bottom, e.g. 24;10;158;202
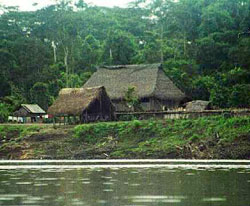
81;35;101;69
0;103;10;123
30;82;51;110
229;84;250;108
75;0;88;9
103;30;138;65
0;0;249;110
124;86;141;111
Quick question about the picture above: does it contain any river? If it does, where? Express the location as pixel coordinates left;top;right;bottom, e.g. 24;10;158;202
0;160;249;206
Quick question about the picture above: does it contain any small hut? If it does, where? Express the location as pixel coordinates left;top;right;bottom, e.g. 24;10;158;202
48;86;115;123
13;104;46;123
83;64;187;112
185;100;210;112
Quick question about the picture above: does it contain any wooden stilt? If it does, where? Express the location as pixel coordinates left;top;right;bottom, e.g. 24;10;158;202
86;110;88;123
53;117;56;128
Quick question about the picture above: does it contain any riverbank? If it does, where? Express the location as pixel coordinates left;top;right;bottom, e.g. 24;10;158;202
0;116;249;159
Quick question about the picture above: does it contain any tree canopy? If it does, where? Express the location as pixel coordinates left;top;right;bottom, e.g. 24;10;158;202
0;0;249;119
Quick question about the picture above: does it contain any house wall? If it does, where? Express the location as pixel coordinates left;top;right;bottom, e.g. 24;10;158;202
13;107;44;123
14;108;30;117
149;98;162;111
112;100;133;112
141;102;151;111
113;98;182;112
161;99;181;110
148;98;180;111
81;98;115;123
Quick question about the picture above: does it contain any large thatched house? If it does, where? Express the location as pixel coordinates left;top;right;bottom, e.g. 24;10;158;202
48;86;115;123
83;64;187;112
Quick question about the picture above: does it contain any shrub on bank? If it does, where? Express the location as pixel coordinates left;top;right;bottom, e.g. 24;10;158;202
73;116;250;157
0;125;42;141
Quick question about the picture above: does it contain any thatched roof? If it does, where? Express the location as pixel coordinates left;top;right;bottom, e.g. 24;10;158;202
83;64;186;101
185;100;210;112
48;86;113;116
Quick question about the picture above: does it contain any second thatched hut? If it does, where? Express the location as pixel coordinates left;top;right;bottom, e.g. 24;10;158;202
185;100;211;112
48;86;115;123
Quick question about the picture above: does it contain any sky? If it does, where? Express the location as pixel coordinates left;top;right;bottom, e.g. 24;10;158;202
0;0;133;11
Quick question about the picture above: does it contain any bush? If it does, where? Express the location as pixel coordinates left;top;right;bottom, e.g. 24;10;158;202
74;122;117;143
73;116;250;158
0;103;10;123
228;84;250;108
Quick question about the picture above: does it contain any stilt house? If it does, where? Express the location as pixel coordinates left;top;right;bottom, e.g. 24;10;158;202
13;104;46;123
48;86;115;123
83;64;187;112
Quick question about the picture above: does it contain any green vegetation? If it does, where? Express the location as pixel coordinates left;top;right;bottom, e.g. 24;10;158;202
0;125;42;139
0;116;249;159
0;0;249;118
0;125;44;158
73;116;250;158
124;86;141;112
0;103;10;123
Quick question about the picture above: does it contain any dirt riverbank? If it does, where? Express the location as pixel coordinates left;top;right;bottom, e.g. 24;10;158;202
0;116;249;160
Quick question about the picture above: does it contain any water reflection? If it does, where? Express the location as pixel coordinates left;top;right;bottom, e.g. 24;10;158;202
0;162;249;206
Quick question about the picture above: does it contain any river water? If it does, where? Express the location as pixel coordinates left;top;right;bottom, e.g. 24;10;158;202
0;160;249;206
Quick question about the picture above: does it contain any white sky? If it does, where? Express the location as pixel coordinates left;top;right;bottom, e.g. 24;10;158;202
0;0;133;10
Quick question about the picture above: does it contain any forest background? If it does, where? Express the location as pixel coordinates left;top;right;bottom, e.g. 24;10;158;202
0;0;250;121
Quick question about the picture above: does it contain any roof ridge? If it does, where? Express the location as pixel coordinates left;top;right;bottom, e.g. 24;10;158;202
100;63;161;70
21;105;31;113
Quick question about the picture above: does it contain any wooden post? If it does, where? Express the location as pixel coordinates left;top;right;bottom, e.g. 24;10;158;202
53;117;56;128
74;116;76;125
86;110;88;123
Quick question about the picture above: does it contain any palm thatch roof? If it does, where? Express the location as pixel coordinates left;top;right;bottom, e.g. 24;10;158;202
47;86;114;116
185;100;210;112
83;64;186;101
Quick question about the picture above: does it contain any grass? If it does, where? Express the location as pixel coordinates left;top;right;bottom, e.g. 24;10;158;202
0;115;249;159
73;116;250;158
0;125;45;158
0;125;43;140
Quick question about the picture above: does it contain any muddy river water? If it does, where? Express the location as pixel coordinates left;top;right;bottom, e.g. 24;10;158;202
0;160;249;206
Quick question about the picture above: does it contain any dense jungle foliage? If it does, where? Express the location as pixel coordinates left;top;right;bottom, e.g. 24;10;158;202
0;0;250;121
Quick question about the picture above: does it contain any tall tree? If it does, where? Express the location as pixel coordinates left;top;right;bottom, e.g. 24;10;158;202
103;30;138;65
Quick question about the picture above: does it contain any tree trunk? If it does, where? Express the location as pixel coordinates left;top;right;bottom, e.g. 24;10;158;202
160;24;164;63
52;41;57;63
109;48;113;65
64;46;69;87
183;34;187;58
